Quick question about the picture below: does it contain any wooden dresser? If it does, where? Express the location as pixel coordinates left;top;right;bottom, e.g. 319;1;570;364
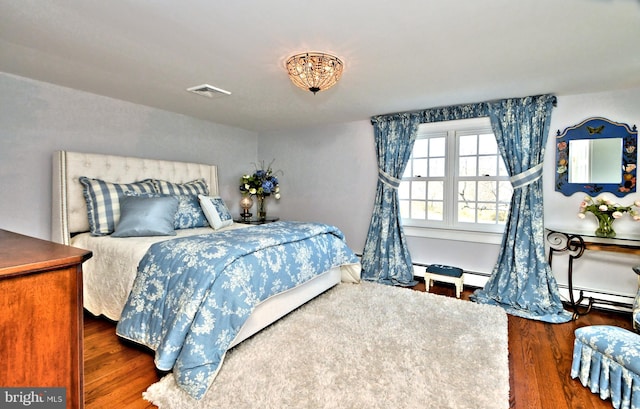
0;229;92;409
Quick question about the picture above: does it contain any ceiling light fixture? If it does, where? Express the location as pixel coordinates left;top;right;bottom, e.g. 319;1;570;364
285;52;344;94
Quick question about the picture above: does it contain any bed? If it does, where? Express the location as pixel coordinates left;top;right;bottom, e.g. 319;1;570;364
51;150;360;399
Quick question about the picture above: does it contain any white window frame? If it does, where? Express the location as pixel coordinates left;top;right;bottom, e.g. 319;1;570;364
400;117;510;244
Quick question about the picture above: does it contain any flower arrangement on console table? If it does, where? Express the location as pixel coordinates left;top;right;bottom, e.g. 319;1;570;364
239;160;282;221
578;195;640;238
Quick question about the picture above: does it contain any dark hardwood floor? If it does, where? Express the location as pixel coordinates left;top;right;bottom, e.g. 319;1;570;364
84;281;630;408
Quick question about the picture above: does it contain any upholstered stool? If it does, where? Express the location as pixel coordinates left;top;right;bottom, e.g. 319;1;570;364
571;325;640;409
424;264;464;298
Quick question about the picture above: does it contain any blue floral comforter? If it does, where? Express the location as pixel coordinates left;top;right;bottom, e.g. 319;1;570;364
115;221;358;399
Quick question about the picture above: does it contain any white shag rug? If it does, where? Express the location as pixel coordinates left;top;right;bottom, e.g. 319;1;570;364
144;281;509;409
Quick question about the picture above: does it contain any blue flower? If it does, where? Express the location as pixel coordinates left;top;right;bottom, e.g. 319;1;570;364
239;160;282;199
262;180;274;193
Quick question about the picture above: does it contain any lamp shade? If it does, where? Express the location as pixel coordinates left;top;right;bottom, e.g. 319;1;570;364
285;52;344;94
240;196;254;211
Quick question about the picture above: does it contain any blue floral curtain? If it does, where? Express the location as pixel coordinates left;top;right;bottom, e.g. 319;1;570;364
361;113;421;286
471;94;572;323
418;103;488;123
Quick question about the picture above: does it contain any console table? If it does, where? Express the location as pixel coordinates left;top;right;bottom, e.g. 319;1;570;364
546;228;640;319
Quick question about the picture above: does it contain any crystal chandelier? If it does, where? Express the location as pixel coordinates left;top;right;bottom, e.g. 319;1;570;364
285;52;344;94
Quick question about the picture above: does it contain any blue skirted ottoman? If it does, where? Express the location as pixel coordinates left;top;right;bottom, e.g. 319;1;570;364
571;325;640;409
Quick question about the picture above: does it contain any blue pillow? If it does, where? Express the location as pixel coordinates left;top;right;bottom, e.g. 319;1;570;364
198;195;233;230
111;196;179;237
80;177;157;236
124;191;209;229
174;194;209;229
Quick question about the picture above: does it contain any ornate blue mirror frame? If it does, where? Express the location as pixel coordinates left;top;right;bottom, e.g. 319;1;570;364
555;117;637;197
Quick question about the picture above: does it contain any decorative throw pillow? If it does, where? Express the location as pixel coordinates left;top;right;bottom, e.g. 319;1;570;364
174;194;209;229
198;195;234;230
111;196;179;237
153;178;209;196
124;191;209;229
79;177;156;236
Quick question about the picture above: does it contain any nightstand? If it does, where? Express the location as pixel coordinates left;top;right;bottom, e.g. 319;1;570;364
234;217;280;225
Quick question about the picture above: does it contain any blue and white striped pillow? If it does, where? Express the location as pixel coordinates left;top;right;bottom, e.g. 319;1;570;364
79;177;156;236
153;178;209;196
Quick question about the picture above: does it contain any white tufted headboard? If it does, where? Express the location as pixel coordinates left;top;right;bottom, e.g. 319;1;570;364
52;151;219;245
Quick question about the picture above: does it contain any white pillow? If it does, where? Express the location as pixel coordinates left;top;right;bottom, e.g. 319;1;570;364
198;195;234;230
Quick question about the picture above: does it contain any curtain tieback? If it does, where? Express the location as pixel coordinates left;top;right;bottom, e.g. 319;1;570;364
378;168;401;189
510;163;543;189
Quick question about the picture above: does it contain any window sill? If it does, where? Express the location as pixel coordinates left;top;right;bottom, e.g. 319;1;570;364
403;225;504;245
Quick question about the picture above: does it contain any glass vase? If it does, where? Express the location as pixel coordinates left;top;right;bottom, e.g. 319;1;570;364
257;195;267;221
594;213;616;238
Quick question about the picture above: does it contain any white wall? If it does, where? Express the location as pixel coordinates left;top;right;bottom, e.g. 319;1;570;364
0;73;257;240
543;87;640;302
261;87;640;302
259;121;378;252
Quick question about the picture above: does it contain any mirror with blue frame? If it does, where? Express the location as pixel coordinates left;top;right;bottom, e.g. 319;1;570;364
555;117;637;197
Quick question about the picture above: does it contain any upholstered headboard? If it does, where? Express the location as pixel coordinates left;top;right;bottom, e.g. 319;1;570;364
52;151;219;245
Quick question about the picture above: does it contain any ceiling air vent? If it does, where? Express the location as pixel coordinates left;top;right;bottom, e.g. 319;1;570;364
187;84;232;98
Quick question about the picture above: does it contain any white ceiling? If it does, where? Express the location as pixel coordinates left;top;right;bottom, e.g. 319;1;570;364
1;0;639;132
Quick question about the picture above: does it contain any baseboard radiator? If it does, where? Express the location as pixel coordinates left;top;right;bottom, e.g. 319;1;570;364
352;255;634;313
412;262;635;314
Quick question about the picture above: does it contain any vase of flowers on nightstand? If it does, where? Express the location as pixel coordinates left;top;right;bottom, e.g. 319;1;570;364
239;160;282;221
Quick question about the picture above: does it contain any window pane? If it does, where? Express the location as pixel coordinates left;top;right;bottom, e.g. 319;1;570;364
398;181;410;200
412;159;428;177
478;156;497;176
400;200;409;217
498;181;513;203
477;204;497;224
430;137;446;156
411;200;426;220
413;139;429;157
428;201;443;221
459;134;477;156
458;202;475;223
428;181;444;200
478;181;497;201
403;163;411;178
429;158;445;177
497;203;510;224
498;157;509;176
458;181;476;202
478;134;497;154
459;157;477;177
412;181;426;199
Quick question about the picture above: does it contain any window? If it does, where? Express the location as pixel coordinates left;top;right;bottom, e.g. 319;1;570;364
399;117;512;235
